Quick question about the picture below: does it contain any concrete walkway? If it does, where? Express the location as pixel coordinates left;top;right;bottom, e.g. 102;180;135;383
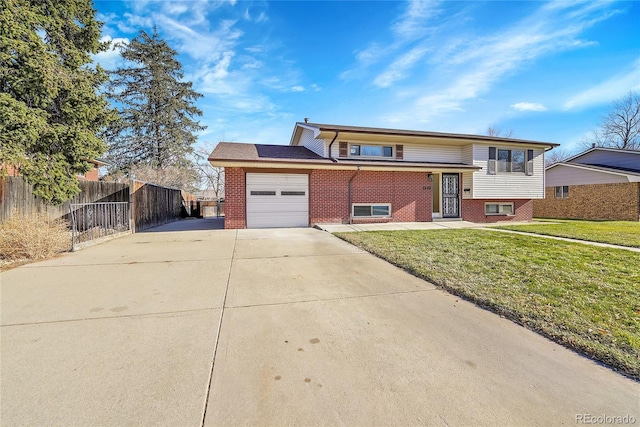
1;220;638;426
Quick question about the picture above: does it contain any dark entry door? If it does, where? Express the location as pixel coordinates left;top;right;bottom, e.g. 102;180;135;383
442;174;460;218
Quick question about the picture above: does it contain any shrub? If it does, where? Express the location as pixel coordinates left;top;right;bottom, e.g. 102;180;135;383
0;212;70;263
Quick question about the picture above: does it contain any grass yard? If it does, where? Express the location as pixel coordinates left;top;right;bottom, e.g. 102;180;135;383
498;219;640;248
336;229;640;379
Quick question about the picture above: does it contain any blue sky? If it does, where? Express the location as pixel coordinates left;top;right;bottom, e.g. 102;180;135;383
93;0;640;155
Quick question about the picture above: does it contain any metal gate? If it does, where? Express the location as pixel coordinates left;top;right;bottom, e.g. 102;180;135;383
70;202;130;250
442;174;460;218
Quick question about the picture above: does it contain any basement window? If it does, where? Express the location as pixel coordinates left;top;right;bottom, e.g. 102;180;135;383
352;204;391;218
485;203;514;216
554;186;569;199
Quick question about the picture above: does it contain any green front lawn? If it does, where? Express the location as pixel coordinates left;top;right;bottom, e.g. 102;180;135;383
498;219;640;248
336;229;640;379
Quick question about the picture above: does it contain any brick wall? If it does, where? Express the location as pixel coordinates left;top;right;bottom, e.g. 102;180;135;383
308;170;352;224
223;167;539;229
223;167;246;229
78;165;100;181
461;199;533;223
534;182;640;221
309;170;431;225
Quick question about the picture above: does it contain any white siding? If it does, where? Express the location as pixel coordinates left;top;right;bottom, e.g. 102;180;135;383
461;171;473;199
461;145;474;199
462;144;473;165
330;143;340;158
546;165;633;186
330;141;462;162
471;144;546;198
403;144;462;163
299;128;326;157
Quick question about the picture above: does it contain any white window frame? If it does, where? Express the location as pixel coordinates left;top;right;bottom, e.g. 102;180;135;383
349;144;393;158
497;149;526;174
554;186;569;199
351;203;391;218
484;202;515;216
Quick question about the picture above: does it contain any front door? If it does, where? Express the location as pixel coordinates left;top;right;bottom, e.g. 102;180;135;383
442;174;460;218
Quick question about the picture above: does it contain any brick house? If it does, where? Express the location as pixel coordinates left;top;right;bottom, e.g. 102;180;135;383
209;122;558;229
535;147;640;221
2;159;108;182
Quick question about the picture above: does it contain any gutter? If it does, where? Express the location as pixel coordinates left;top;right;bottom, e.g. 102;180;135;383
327;132;339;163
347;166;360;224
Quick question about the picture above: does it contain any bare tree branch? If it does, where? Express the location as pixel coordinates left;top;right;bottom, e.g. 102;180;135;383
583;91;640;150
545;148;570;167
486;126;514;138
194;143;224;200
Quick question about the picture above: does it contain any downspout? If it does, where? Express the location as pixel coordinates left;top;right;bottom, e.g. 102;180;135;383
327;132;339;162
348;166;360;224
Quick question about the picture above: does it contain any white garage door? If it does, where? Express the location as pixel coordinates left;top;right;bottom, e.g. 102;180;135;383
246;173;309;228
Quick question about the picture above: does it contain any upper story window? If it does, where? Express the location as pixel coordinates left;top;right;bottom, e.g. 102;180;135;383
498;149;525;173
350;145;393;157
488;147;534;175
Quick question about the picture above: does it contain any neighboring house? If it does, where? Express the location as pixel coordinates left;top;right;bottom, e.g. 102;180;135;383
2;159;108;182
209;122;558;229
535;147;640;221
76;159;109;181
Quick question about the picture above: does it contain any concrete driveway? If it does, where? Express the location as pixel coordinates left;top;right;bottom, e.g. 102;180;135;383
1;220;638;426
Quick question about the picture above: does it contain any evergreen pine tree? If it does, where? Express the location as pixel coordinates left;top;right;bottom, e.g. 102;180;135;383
106;29;205;171
0;0;115;204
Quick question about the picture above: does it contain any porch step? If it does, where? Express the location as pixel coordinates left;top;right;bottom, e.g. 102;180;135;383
433;217;462;222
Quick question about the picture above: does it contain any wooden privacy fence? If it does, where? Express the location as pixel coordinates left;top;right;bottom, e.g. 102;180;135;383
1;177;190;234
0;177;129;222
130;180;183;231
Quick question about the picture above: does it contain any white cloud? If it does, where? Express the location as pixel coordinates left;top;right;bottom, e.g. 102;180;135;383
120;13;153;33
377;0;618;124
211;51;234;80
241;58;263;70
290;86;305;92
245;45;265;54
511;102;548;112
343;0;440;81
563;58;640;110
158;17;242;62
164;3;189;16
243;7;268;23
92;36;130;70
392;0;441;40
373;45;430;88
